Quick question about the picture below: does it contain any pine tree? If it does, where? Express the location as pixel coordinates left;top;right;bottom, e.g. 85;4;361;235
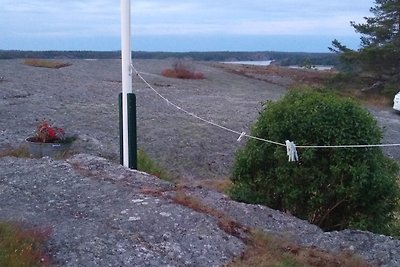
352;0;400;47
331;0;400;92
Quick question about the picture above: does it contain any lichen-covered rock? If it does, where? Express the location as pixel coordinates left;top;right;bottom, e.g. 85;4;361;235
0;155;244;267
184;186;400;267
1;154;400;266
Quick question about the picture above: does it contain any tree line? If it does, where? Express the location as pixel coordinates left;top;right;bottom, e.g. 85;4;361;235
0;50;339;67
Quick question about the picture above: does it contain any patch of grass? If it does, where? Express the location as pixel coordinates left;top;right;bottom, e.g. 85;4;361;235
197;178;233;193
161;60;204;79
325;72;393;107
229;230;370;267
0;221;52;267
139;187;171;197
172;188;370;267
220;63;392;108
220;63;335;87
0;143;75;160
23;59;71;69
173;187;248;238
0;145;30;158
137;149;172;181
338;88;392;107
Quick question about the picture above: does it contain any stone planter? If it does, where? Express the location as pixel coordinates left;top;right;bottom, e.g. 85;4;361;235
25;137;72;158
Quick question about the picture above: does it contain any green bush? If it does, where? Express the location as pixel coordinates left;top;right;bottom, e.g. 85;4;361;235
230;89;399;234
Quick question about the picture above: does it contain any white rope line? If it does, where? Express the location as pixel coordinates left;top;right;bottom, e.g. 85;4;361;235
131;65;286;148
297;143;400;148
131;64;400;161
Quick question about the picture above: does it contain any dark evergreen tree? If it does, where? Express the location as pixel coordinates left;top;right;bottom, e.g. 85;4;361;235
331;0;400;92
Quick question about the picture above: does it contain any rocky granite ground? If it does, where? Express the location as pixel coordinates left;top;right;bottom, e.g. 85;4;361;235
1;154;400;266
1;59;400;266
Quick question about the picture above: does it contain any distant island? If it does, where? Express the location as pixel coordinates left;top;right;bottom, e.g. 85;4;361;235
0;50;339;67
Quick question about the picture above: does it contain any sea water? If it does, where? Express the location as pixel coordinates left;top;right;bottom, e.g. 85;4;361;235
222;60;333;70
222;60;273;66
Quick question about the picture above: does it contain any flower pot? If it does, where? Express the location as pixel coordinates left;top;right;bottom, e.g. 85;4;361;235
25;137;72;158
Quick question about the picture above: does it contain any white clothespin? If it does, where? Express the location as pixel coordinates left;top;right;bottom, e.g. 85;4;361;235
237;132;246;142
286;140;299;162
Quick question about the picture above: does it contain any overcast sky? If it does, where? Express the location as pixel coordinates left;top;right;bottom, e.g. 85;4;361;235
0;0;375;52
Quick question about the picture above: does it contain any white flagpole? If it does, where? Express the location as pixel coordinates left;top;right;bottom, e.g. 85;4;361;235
121;0;132;167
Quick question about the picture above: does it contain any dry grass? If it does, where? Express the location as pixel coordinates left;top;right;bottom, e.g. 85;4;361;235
162;61;204;79
139;187;165;197
0;221;52;267
339;89;392;107
24;59;71;69
139;186;176;197
173;186;248;238
0;144;74;160
229;230;371;267
265;65;336;87
0;145;30;158
218;63;393;108
219;63;336;87
196;178;233;193
172;187;371;267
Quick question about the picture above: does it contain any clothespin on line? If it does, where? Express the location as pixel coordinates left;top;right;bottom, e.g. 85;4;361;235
286;140;298;162
237;132;246;142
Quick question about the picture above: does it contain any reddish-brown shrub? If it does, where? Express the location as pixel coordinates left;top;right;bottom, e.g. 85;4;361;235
161;61;204;79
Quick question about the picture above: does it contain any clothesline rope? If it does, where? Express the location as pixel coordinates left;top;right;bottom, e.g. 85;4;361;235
131;65;286;147
131;64;400;161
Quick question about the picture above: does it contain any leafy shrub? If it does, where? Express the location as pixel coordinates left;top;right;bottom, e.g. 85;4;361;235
161;60;204;79
230;89;399;234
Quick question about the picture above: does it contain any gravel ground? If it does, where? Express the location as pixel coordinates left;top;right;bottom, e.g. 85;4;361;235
368;107;400;160
0;58;399;180
0;58;285;179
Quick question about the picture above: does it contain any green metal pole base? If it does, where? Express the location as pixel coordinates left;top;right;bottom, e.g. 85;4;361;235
119;93;137;169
